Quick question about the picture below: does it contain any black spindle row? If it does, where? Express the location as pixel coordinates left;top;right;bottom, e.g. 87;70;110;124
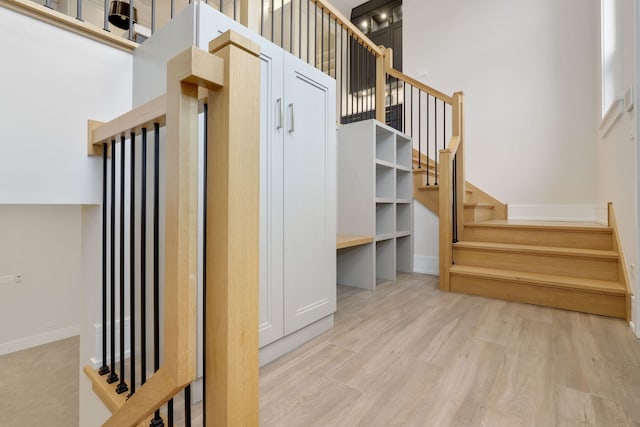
387;79;450;186
259;0;377;124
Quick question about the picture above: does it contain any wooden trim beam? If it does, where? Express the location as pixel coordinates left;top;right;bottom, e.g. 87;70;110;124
375;47;386;122
206;30;261;427
0;0;137;52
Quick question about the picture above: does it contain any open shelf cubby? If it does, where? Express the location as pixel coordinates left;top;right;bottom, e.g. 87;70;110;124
396;134;412;169
396;235;412;273
376;203;395;236
396;203;412;233
338;119;414;287
376;163;395;199
376;126;395;163
396;169;412;200
376;238;395;281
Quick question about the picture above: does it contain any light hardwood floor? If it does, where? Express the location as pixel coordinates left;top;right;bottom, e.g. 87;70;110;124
4;274;640;426
260;273;640;426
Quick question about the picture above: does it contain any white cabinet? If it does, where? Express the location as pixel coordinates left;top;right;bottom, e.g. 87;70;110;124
338;120;413;289
197;6;336;350
135;2;336;365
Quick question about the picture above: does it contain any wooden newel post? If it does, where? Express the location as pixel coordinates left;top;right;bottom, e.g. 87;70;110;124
375;46;387;122
438;148;452;292
452;91;465;242
206;32;261;427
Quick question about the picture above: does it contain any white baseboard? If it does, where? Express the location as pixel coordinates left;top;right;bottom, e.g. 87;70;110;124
0;324;80;356
414;255;439;276
508;204;605;223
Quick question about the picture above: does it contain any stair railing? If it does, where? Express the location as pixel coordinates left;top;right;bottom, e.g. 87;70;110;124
85;30;261;426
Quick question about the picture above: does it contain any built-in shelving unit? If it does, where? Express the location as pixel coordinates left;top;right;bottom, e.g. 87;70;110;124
337;119;414;289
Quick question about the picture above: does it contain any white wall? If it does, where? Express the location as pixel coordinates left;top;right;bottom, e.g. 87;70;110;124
404;0;601;267
0;205;82;354
0;6;132;350
404;0;599;205
596;0;639;335
0;7;132;204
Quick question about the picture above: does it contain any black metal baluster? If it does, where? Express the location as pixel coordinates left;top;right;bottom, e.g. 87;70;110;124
116;136;128;395
150;123;163;427
128;0;135;40
410;85;413;140
314;2;317;68
426;93;430;179
220;0;223;14
356;41;360;121
151;0;156;33
103;0;110;31
76;0;83;21
339;25;343;122
168;399;174;426
280;0;284;47
129;132;136;396
434;96;438;185
321;7;324;73
452;155;458;244
298;0;302;58
234;0;237;21
45;0;52;9
271;0;274;43
289;0;293;53
107;140;118;385
403;82;406;133
443;102;447;150
306;0;309;63
140;128;147;385
171;0;175;19
419;91;423;173
260;0;264;36
184;385;192;427
99;144;110;377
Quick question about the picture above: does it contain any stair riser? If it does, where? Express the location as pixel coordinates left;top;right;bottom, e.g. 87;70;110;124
453;248;619;281
464;207;493;223
463;227;613;250
450;274;626;319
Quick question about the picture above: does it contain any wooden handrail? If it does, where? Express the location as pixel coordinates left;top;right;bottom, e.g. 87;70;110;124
97;31;261;427
385;67;454;105
311;0;384;56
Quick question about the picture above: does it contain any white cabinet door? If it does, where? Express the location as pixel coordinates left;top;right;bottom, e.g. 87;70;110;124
283;53;336;334
257;42;285;347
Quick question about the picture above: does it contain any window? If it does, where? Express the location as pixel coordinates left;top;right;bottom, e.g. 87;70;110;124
601;0;623;118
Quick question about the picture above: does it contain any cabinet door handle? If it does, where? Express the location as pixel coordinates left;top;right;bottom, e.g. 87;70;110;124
288;103;294;133
276;98;283;130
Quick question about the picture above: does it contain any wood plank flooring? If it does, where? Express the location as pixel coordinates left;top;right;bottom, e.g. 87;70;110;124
260;273;640;426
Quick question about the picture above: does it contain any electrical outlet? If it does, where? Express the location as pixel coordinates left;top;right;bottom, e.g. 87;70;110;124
0;274;19;285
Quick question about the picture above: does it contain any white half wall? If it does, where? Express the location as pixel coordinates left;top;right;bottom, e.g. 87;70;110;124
0;7;132;204
597;0;639;336
413;202;439;276
0;205;82;355
403;0;599;206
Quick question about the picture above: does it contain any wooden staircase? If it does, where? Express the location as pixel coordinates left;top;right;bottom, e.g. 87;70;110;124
412;149;631;320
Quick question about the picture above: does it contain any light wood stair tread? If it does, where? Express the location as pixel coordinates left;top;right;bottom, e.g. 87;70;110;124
449;265;626;295
464;221;612;232
464;202;494;208
418;185;439;191
453;241;619;260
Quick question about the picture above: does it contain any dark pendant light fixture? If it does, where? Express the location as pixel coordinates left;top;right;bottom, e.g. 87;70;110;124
108;1;137;30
